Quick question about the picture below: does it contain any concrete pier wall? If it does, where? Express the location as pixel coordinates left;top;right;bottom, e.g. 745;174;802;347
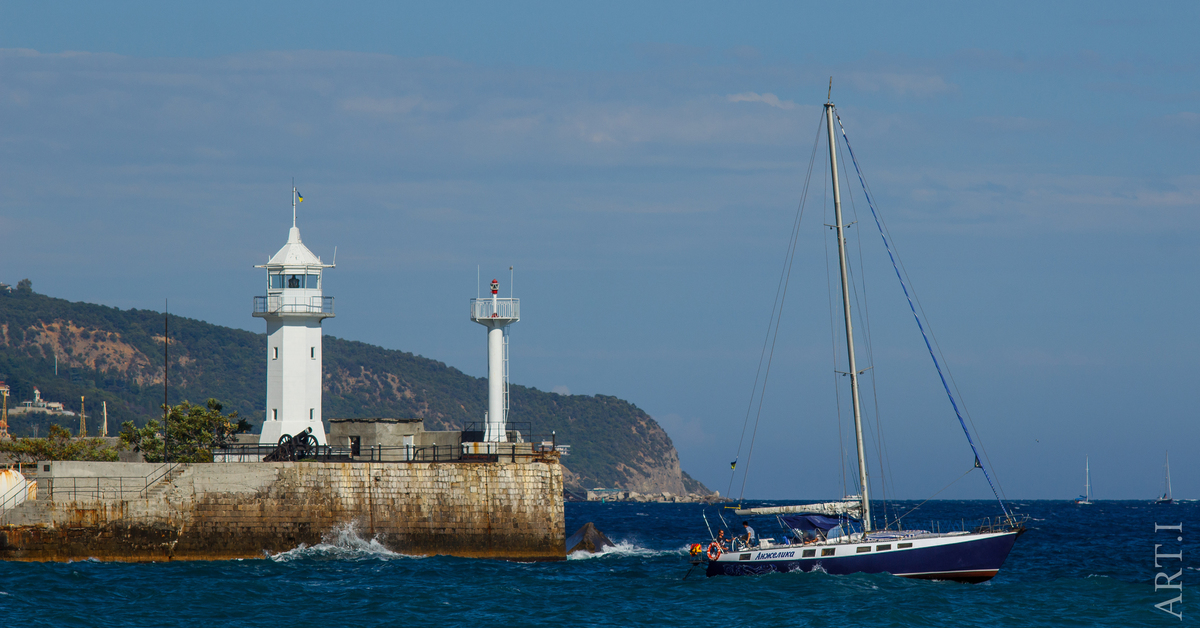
0;458;564;562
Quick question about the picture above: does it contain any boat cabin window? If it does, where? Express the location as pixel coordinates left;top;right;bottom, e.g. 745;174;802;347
857;546;871;553
876;544;891;551
897;542;913;549
821;548;835;556
802;549;815;558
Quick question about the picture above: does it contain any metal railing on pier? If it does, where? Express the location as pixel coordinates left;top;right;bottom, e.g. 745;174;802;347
0;478;36;511
212;438;564;464
461;422;532;443
14;462;182;505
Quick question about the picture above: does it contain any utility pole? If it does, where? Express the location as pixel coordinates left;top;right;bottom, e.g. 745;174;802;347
164;303;169;463
79;395;86;437
0;385;9;439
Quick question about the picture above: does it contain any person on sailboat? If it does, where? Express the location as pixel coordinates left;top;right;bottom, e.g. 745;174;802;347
739;521;756;548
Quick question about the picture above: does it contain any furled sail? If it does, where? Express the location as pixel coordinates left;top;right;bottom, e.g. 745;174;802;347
734;500;862;518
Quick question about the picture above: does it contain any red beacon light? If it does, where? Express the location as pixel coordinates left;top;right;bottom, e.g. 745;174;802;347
490;279;499;295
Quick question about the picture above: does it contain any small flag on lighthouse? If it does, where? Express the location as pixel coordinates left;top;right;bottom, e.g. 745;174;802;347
297;191;304;202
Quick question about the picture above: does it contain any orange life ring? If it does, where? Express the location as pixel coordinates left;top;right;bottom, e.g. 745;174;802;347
706;541;722;561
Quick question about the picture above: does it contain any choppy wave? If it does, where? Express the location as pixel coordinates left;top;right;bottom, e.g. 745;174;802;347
567;540;674;560
269;522;420;562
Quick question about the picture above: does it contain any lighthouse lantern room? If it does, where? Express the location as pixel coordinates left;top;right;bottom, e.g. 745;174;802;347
253;188;335;446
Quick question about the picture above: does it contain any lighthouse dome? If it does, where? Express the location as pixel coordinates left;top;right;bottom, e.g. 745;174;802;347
267;226;323;267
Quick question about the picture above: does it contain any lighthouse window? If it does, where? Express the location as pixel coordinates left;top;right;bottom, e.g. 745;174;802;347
310;347;315;359
307;274;319;289
272;347;279;360
272;409;278;421
288;274;302;288
270;274;283;289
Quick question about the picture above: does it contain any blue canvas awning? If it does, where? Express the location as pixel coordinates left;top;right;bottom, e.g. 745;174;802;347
780;514;855;532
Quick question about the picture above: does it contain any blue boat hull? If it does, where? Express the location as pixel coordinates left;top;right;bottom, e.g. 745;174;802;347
706;530;1022;583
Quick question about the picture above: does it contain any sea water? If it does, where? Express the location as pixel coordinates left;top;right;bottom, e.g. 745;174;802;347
0;500;1194;626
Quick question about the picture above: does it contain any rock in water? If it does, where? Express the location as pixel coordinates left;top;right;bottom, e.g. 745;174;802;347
565;522;616;554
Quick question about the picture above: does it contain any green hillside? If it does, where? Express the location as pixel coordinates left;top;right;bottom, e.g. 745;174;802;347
0;283;708;494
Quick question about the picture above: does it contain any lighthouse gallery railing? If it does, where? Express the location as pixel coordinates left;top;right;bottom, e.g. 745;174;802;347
254;295;334;315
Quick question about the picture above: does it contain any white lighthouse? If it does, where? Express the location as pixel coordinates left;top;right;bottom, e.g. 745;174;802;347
469;276;520;444
253;188;334;446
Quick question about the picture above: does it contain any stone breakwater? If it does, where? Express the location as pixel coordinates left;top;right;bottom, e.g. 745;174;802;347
0;458;564;562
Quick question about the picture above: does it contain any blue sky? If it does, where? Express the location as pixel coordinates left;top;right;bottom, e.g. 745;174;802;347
1;2;1197;499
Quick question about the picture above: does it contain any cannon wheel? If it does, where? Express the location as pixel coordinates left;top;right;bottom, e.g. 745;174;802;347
298;432;319;456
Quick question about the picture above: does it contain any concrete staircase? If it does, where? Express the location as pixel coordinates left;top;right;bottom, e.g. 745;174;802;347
140;464;189;500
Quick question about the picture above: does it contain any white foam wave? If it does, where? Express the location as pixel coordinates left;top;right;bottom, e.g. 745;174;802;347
567;540;674;560
269;522;421;562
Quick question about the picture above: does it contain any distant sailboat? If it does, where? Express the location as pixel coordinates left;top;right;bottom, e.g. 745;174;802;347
1155;452;1174;505
1075;456;1092;505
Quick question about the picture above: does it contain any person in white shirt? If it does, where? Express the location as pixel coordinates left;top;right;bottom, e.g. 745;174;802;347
740;521;756;548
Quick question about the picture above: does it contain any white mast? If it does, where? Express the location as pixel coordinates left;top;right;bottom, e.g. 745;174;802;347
1164;452;1172;500
826;100;872;532
1085;456;1091;501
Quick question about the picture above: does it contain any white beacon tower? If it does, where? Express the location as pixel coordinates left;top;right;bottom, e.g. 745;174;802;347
253;188;335;445
469;277;520;444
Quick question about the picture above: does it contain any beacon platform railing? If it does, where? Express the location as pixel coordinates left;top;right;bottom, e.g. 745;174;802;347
469;297;520;320
253;295;335;315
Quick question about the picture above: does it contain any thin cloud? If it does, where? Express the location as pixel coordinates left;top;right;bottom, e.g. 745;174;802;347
726;92;796;110
847;72;956;97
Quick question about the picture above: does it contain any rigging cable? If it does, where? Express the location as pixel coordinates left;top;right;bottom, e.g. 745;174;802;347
727;114;826;502
837;134;896;530
890;463;978;528
833;109;1012;521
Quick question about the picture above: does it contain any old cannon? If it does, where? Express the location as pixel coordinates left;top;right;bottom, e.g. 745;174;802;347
264;427;319;461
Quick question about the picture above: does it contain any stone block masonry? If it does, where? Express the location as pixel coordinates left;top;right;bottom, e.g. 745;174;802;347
0;458;564;562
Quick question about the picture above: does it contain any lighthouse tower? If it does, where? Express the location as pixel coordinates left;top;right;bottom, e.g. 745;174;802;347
253;188;334;445
469;277;520;443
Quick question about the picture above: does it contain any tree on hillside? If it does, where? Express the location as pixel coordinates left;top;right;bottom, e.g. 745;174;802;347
15;278;32;296
0;424;119;462
119;398;244;463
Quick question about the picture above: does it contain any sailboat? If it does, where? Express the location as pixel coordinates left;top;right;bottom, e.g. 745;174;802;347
1155;452;1174;505
699;94;1025;583
1074;456;1092;505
